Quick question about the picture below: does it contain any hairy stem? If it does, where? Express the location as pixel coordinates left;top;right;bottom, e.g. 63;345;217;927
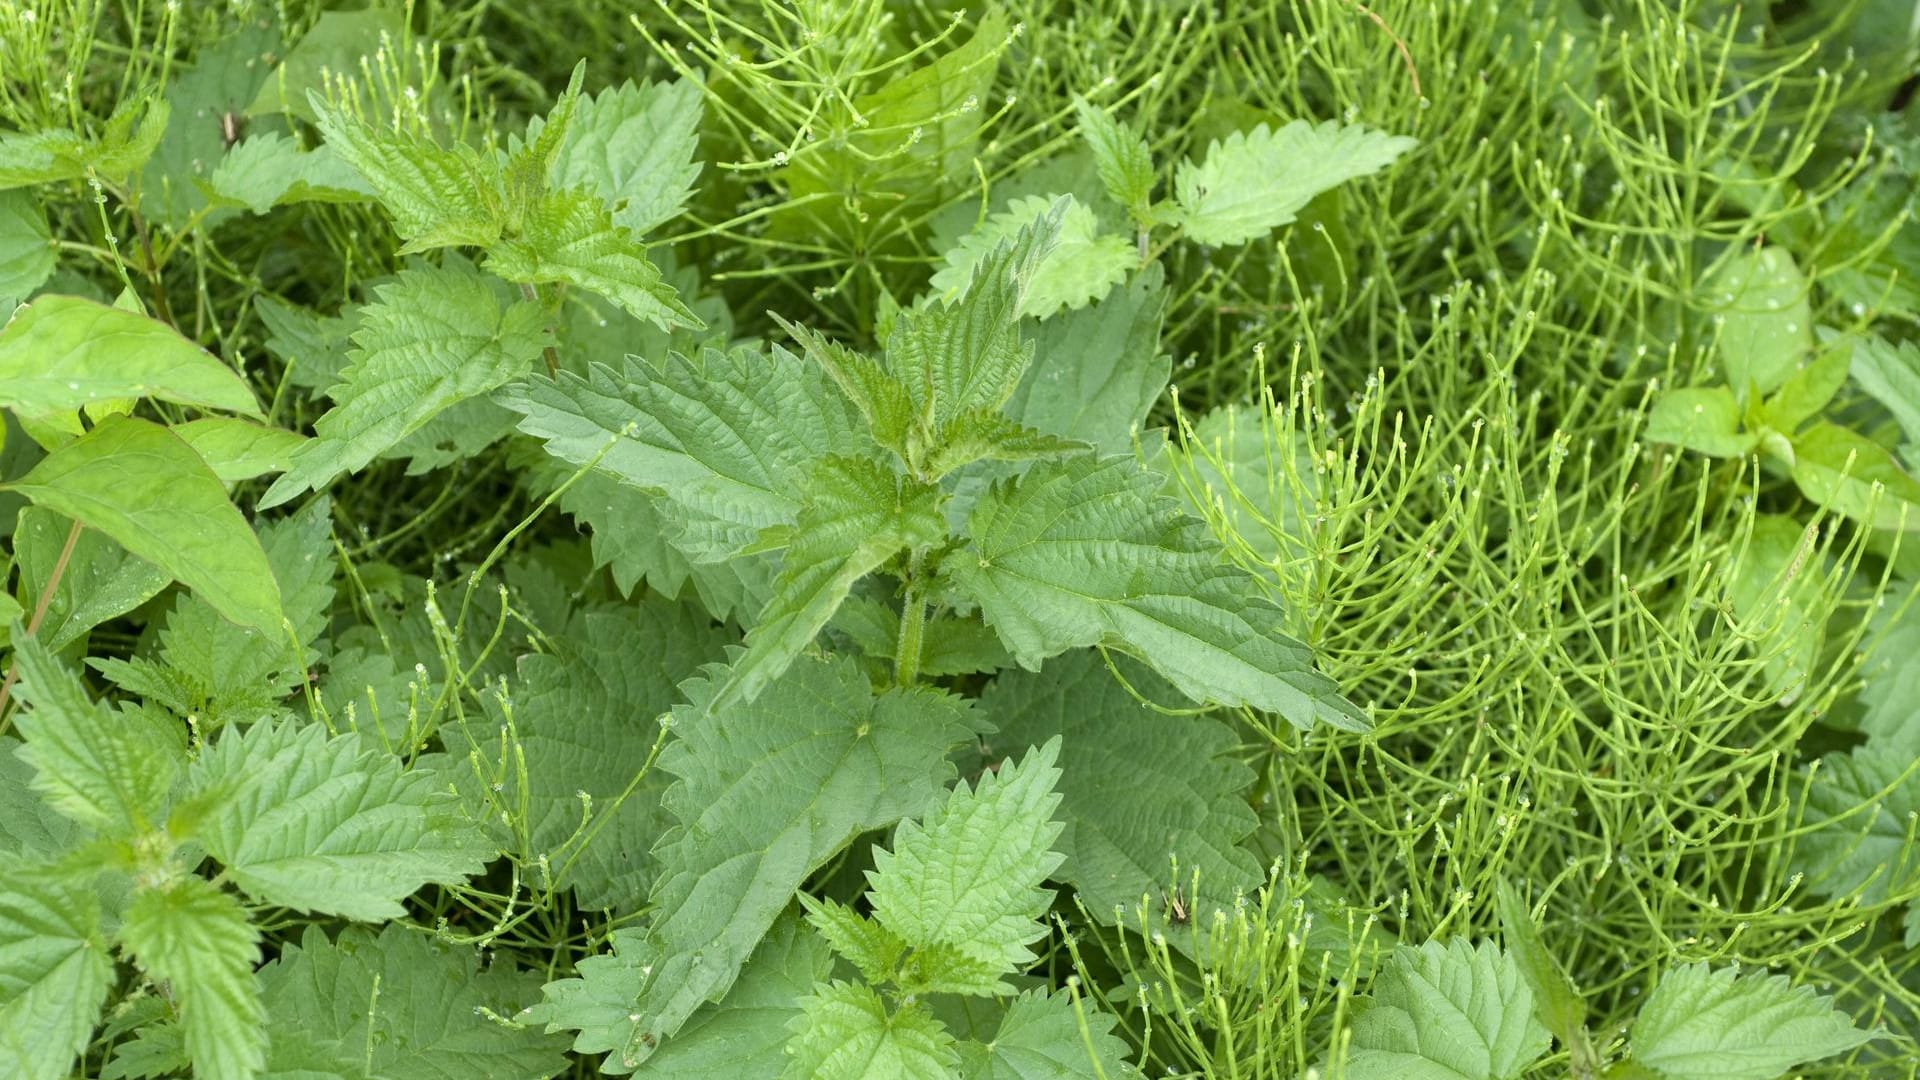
894;550;928;688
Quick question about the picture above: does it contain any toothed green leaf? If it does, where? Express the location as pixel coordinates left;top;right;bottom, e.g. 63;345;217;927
118;877;266;1080
783;982;957;1080
930;193;1133;318
1629;962;1880;1080
1338;939;1551;1080
0;874;113;1080
486;186;698;330
954;989;1133;1080
1174;119;1415;246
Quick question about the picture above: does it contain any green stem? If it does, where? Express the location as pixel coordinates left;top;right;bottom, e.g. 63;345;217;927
894;550;928;688
0;517;86;732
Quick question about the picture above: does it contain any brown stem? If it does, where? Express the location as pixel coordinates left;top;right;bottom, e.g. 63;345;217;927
0;517;85;731
128;207;177;329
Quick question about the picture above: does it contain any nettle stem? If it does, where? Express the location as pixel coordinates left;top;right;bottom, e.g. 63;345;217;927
894;550;928;688
0;517;86;730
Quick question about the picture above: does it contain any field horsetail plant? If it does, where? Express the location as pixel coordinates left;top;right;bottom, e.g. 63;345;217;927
1;0;1918;1078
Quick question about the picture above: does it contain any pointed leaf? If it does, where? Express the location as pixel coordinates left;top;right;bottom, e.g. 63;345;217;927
309;95;503;252
545;78;704;236
943;454;1365;731
260;263;549;508
1174;120;1415;246
799;895;907;987
1007;263;1169;454
1629;963;1880;1080
1706;247;1812;399
1339;939;1551;1080
1851;333;1920;448
635;915;833;1079
119;877;266;1080
0;189;55;303
184;718;493;919
955;989;1133;1080
783;982;957;1080
1789;421;1920;531
1074;97;1155;220
866;737;1065;994
204;134;372;214
170;418;307;484
488;186;698;330
1645;386;1759;458
0;875;113;1080
10;505;170;653
0;296;261;424
1493;881;1586;1049
4;416;284;634
930;194;1132;318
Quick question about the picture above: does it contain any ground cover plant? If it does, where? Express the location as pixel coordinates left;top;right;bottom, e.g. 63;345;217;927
2;0;1919;1076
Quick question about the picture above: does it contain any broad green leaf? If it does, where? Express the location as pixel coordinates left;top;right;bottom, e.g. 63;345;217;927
532;654;973;1071
0;737;83;858
171;418;307;483
799;895;908;987
248;9;405;124
841;8;1007;184
1006;262;1169;454
974;651;1262;919
1339;939;1551;1080
1706;247;1812;400
954;989;1133;1080
638;915;833;1079
1856;594;1920;751
1644;386;1759;458
119;877;266;1080
1629;963;1880;1080
1725;515;1825;702
866;737;1065;994
1074;97;1156;221
1789;421;1920;531
1493;881;1587;1051
92;497;335;723
443;599;729;910
9;631;186;834
717;456;946;711
888;203;1062;441
1761;337;1850;434
184;718;493;919
783;982;957;1080
10;505;170;653
4;416;284;634
140;20;281;228
777;315;916;462
0;875;113;1080
944;455;1366;731
205;135;372;214
1791;746;1920;918
499;347;871;561
255;293;353;392
259;263;549;508
487;186;698;330
0;189;54;303
929;194;1133;318
922;408;1087;478
309;95;504;253
503;63;587;210
1851;333;1920;448
1174;119;1415;246
0;295;261;426
0;96;170;189
257;924;570;1080
544;78;704;236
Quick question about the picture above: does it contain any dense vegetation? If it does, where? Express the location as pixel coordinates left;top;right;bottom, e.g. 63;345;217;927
2;0;1919;1077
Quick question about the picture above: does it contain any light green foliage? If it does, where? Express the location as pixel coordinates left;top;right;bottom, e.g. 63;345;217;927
93;497;334;722
486;185;694;328
1628;963;1880;1080
1645;386;1759;458
1851;333;1920;457
183;718;493;919
169;418;306;483
1338;939;1551;1080
9;506;169;652
0;737;82;858
946;454;1367;730
1494;881;1588;1058
1075;96;1156;223
205;134;371;214
0;189;54;303
720;455;946;708
1006;263;1169;453
501;347;871;560
247;9;403;123
1787;422;1920;531
4;416;285;633
257;924;570;1079
0;96;170;188
860;737;1065;993
1791;747;1920;932
783;981;957;1080
540;78;704;236
447;599;729;909
1173;119;1415;246
118;876;266;1080
953;989;1133;1080
974;651;1262;917
0;295;261;429
1724;515;1826;701
1175;400;1318;567
1706;247;1812;400
535;655;974;1070
930;194;1133;317
308;102;503;252
0;874;112;1080
638;915;834;1079
141;19;280;228
9;629;185;834
260;263;549;507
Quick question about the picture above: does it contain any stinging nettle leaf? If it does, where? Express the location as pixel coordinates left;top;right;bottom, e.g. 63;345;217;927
1008;262;1170;455
0;874;113;1080
183;718;493;920
1074;96;1156;221
0;96;170;189
1629;962;1880;1080
118;876;266;1080
784;981;958;1080
943;454;1366;731
929;193;1133;318
1174;119;1416;247
309;92;504;253
259;262;550;508
487;185;699;331
543;78;704;237
636;914;833;1079
1338;938;1552;1080
954;988;1134;1080
4;416;285;635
